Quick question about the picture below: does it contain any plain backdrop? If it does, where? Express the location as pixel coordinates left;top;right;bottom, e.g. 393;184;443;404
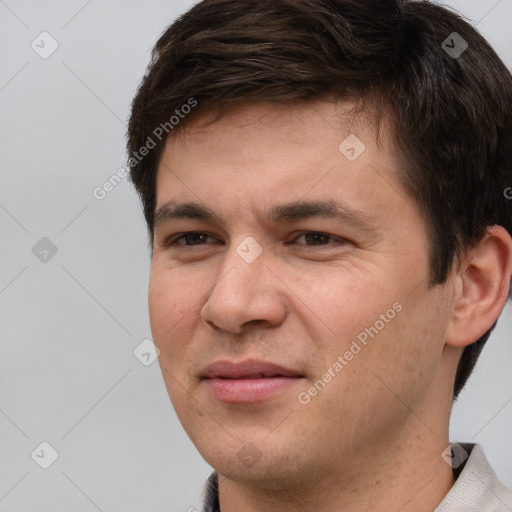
1;1;511;510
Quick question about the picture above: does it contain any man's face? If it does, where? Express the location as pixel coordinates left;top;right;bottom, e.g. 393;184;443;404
149;101;454;489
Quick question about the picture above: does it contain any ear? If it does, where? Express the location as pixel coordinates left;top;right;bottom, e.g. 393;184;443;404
445;226;512;348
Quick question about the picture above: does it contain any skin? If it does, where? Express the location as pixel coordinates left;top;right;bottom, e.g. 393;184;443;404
148;100;512;512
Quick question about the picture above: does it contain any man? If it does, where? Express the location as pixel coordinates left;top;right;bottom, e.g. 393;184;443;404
127;0;512;510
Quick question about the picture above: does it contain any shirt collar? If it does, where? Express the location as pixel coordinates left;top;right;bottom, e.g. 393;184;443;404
434;443;512;511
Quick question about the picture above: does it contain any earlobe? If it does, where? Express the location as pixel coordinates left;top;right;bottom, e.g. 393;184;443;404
445;226;512;348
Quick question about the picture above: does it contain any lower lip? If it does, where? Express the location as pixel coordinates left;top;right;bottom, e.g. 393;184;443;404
205;377;302;403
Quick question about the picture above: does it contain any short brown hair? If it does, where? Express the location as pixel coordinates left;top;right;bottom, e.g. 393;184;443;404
127;0;512;399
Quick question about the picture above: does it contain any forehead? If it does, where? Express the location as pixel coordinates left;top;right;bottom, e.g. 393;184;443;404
170;99;387;154
154;99;413;229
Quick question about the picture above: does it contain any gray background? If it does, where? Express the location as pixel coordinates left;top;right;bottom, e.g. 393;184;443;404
0;1;511;510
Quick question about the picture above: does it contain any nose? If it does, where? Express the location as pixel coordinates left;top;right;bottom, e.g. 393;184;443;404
200;243;287;334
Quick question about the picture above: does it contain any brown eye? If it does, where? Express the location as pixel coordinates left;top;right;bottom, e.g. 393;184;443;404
164;232;217;247
293;232;346;246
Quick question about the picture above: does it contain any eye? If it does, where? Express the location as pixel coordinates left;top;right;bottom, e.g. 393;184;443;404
162;232;218;247
291;232;347;246
159;231;348;249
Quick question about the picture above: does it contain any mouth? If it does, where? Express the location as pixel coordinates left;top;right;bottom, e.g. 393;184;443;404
201;359;305;403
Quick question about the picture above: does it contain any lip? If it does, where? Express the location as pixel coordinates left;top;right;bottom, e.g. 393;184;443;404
201;359;305;403
201;360;303;379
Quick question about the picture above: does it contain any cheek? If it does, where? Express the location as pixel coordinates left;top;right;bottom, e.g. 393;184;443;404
283;261;396;344
296;265;442;394
148;268;200;336
148;270;200;375
358;289;451;408
148;272;200;413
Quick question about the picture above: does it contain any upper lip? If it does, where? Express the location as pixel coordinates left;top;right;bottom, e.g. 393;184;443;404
201;359;304;379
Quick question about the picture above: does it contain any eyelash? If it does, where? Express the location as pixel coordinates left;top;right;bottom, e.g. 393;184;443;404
161;231;347;248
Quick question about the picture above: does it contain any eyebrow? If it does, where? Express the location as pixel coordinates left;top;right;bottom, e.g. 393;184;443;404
153;199;381;235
